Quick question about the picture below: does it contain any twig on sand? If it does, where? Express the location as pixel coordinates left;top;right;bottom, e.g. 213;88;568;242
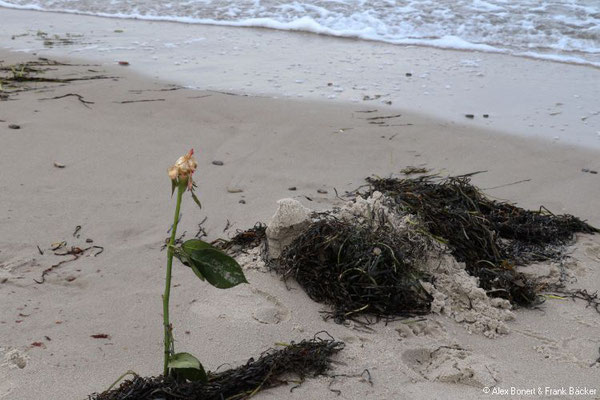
365;114;402;121
117;99;165;104
484;179;532;190
40;93;94;108
129;86;183;93
207;90;247;97
187;94;212;99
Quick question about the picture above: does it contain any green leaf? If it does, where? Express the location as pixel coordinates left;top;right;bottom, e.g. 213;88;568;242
190;190;202;209
175;239;220;281
168;352;207;383
187;259;206;281
173;247;205;281
188;249;248;289
181;239;214;253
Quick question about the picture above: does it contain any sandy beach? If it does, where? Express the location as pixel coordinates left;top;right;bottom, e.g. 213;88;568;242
1;8;600;400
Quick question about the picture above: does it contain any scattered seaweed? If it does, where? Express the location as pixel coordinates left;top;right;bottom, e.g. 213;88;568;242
35;244;104;284
35;31;84;47
363;175;598;306
213;223;267;256
273;215;433;323
546;289;600;315
400;166;430;175
0;58;113;100
89;336;343;400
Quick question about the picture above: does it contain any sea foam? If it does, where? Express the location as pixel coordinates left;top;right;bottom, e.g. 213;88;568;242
0;0;598;67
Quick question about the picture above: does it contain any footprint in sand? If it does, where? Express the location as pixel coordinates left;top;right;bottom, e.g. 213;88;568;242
250;288;291;324
396;319;446;340
402;346;498;388
191;287;290;325
0;347;29;398
584;244;600;261
513;328;595;368
0;373;12;399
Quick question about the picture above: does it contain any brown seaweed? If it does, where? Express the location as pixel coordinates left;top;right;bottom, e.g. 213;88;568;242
89;336;343;400
364;175;598;306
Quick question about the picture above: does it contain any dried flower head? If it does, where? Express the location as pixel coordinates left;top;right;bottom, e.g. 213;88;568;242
168;149;197;190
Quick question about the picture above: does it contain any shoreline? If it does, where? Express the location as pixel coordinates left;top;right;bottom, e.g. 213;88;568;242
1;4;599;69
1;7;600;150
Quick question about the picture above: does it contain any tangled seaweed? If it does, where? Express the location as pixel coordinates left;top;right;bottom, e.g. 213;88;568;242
89;336;343;400
364;175;598;306
213;223;267;256
0;58;112;100
274;216;433;323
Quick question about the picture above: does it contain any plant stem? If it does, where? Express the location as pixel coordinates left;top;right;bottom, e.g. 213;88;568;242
163;181;185;376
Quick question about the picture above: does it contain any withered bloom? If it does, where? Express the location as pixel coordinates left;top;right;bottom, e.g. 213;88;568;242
168;149;197;190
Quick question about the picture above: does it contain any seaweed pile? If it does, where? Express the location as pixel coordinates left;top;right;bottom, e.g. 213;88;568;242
90;337;343;400
276;216;433;322
204;174;597;325
364;175;598;306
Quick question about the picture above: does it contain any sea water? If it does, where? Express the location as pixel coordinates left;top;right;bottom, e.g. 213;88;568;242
0;0;598;67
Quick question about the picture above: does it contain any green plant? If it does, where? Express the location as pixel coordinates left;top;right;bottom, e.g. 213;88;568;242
163;149;247;381
10;65;26;80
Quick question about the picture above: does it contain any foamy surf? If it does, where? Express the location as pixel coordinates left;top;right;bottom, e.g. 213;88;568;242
0;0;599;67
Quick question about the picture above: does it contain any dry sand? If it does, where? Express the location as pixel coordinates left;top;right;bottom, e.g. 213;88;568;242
1;44;600;399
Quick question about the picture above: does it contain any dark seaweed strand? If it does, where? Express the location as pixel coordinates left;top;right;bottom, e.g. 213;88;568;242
274;215;433;322
212;222;267;255
365;175;597;306
89;338;343;400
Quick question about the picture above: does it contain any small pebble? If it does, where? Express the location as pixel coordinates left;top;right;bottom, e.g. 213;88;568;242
212;160;224;166
8;124;20;129
405;73;412;77
118;61;129;66
53;162;65;168
238;199;246;204
483;114;489;118
86;238;94;243
465;114;474;119
317;189;328;194
287;186;297;191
